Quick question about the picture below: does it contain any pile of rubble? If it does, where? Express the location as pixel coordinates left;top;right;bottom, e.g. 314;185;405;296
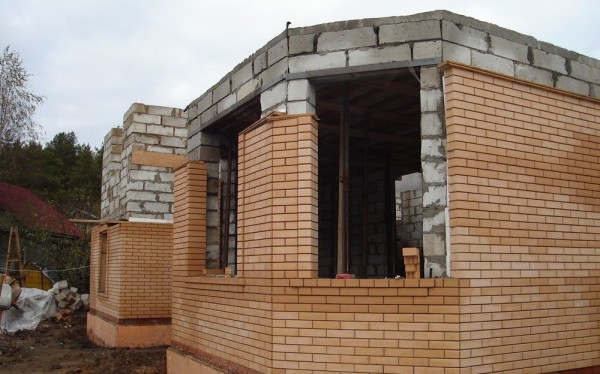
50;280;89;322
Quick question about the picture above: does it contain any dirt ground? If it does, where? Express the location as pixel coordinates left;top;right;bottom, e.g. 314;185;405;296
0;312;166;374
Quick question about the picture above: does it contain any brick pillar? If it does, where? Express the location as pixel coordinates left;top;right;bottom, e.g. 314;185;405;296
238;114;318;279
173;161;207;276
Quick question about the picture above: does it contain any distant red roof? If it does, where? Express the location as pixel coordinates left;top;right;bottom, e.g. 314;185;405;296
0;182;82;238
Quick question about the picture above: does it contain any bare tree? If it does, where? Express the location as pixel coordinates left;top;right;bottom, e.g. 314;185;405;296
0;46;44;145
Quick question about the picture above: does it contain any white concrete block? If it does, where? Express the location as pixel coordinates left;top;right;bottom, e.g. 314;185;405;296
254;52;267;75
287;101;316;114
268;38;288;65
348;45;411;66
287;79;315;103
556;76;589;96
423;185;447;207
420;89;443;112
317;27;376;52
125;123;147;137
421;112;443;137
413;40;442;60
147;145;176;154
161;136;186;148
217;92;237;114
423;233;446;257
162;116;188;128
420;67;442;89
422;161;446;184
196;92;212;113
258;57;288;85
289;34;314;54
471;50;515;77
127;191;158;202
144;181;172;192
442;41;471;65
132;113;161;125
570;60;600;85
129;170;157;181
260;81;288;111
147;105;178;117
489;35;529;64
442;20;488;51
289;51;346;73
421;138;445;158
143;202;170;213
146;124;174;136
423;210;446;231
532;49;567;74
514;64;553;86
232;61;253;91
174;128;187;138
380;20;441;44
199;105;217;125
213;79;231;103
237;77;261;101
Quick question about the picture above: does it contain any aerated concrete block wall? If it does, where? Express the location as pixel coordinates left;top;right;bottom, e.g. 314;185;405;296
100;103;187;221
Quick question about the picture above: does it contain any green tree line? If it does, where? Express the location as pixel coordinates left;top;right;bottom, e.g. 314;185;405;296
0;132;102;218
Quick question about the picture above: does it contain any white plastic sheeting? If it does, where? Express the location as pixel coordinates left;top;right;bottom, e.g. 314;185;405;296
1;287;57;333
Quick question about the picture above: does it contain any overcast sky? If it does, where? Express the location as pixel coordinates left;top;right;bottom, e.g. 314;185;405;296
1;0;599;148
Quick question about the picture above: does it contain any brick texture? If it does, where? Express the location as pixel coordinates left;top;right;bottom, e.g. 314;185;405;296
237;114;319;279
445;63;600;373
173;161;207;276
89;222;172;319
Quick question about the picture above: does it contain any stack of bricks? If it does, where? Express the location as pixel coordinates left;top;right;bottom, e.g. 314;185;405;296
100;103;188;221
402;247;421;279
52;280;88;322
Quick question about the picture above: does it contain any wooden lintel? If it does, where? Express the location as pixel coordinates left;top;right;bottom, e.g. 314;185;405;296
131;150;188;169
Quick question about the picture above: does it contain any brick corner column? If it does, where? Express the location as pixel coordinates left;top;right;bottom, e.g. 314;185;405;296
173;161;207;276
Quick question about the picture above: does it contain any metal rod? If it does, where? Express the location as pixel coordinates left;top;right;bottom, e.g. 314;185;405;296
361;117;369;278
336;90;350;275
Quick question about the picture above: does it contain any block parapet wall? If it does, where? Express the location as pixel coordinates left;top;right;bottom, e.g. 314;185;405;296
100;103;187;220
186;10;600;138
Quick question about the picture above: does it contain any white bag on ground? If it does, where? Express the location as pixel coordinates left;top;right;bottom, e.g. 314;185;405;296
0;287;57;333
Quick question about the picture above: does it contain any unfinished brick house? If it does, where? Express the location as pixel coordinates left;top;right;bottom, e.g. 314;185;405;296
165;10;600;373
90;9;600;373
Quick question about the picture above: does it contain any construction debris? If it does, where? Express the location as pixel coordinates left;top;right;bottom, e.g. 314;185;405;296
50;280;89;322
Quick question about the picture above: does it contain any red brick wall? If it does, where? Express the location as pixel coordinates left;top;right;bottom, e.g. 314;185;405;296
89;222;172;319
445;63;600;373
237;114;319;279
445;64;600;279
173;161;207;276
